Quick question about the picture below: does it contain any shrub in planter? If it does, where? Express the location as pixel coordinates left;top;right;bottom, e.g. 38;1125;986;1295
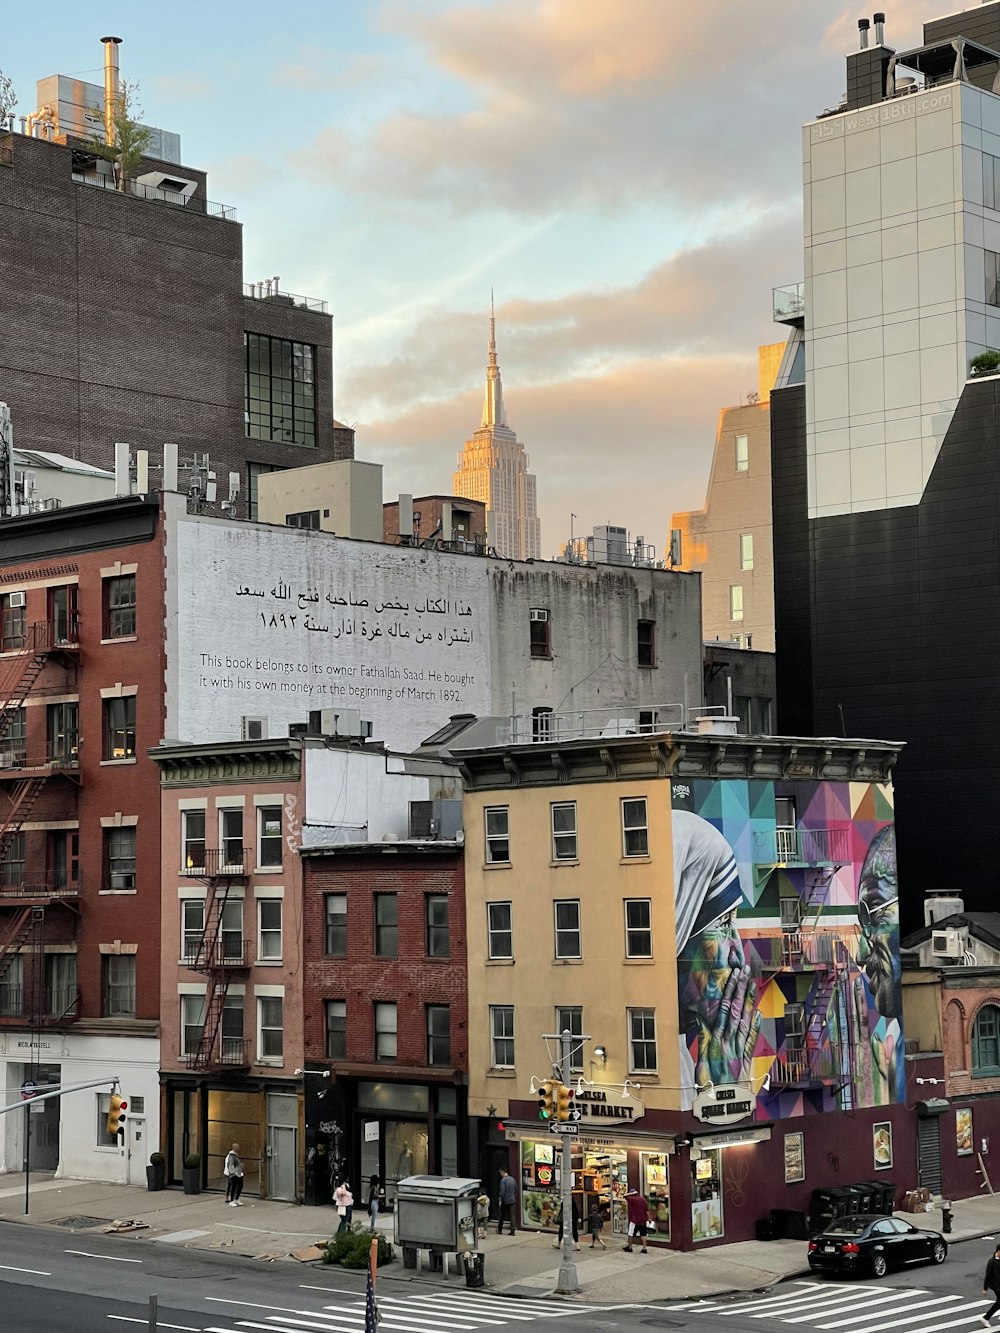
182;1152;201;1195
324;1231;394;1268
971;349;1000;376
147;1151;166;1192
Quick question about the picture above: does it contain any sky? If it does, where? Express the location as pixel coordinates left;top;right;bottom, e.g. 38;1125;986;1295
2;0;951;556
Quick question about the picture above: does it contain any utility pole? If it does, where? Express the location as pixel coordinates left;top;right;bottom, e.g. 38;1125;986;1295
555;1028;578;1295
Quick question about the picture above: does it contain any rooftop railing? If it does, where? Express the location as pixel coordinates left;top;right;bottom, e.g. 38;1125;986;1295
773;282;805;324
503;703;686;745
71;171;237;221
243;283;328;314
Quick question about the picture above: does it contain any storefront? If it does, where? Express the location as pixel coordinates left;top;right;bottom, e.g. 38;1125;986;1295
688;1125;772;1244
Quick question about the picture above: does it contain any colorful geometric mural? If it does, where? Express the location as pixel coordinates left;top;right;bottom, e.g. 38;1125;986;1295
672;778;902;1119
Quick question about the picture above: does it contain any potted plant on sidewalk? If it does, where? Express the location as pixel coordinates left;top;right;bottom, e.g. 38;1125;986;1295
182;1152;201;1195
147;1151;166;1192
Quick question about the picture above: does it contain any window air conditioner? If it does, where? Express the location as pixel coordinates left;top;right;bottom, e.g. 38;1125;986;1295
0;749;18;769
8;592;26;608
110;872;136;891
931;928;964;959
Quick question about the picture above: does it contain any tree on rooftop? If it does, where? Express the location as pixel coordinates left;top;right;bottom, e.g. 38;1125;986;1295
0;72;16;128
87;80;153;192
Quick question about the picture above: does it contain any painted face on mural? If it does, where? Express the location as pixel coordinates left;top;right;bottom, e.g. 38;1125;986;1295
678;907;746;1027
856;826;901;1020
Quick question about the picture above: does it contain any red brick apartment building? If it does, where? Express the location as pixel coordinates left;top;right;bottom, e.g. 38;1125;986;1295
0;495;163;1182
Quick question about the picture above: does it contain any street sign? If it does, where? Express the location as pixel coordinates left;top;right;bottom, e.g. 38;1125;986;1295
549;1121;576;1134
20;1081;36;1101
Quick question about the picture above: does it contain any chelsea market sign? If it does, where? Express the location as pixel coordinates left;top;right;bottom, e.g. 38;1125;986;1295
572;1088;644;1125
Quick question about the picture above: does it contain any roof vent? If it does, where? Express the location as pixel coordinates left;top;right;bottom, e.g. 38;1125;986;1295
692;714;740;737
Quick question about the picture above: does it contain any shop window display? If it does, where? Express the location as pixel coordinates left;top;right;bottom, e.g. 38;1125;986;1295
640;1150;670;1240
691;1148;723;1242
518;1140;630;1237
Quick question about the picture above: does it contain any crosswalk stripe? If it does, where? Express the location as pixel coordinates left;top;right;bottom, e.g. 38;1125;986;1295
783;1290;930;1323
830;1302;990;1333
386;1298;512;1321
713;1285;855;1315
367;1302;487;1328
816;1294;962;1329
410;1295;580;1317
745;1291;874;1318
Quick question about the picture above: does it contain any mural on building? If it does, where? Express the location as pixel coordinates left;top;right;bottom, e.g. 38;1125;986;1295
672;779;902;1117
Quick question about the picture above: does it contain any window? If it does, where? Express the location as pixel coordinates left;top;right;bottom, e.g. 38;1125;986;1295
730;585;744;622
222;994;244;1063
324;893;347;955
181;993;206;1057
621;798;649;857
625;899;652;958
220;808;244;868
4;706;25;764
49;584;78;642
551;802;578;861
973;1004;1000;1075
1;593;26;650
245;332;317;447
0;833;24;889
532;706;553;741
221;899;244;962
102;954;135;1017
554;899;582;959
988;250;1000;308
182;899;204;964
103;695;136;759
427;1004;451;1065
326;1000;347;1059
784;1002;806;1052
637;619;656;668
247;462;284;521
48;830;79;891
258;899;282;960
425;895;449;958
740;533;754;570
374;893;398;957
97;1092;121;1147
46;953;76;1017
258;805;283;868
104;575;136;638
490;1004;514;1068
986;152;1000;212
485;806;510;864
529;607;551;658
375;1001;397;1061
47;701;78;764
0;955;21;1016
182;810;206;871
487;901;513;959
735;434;749;472
286;510;320;529
556;1006;584;1072
628;1007;657;1071
258;995;284;1060
775;796;797;861
105;827;136;891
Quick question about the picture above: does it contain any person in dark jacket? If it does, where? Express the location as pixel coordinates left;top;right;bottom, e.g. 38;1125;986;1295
623;1187;648;1253
983;1245;1000;1325
497;1168;517;1235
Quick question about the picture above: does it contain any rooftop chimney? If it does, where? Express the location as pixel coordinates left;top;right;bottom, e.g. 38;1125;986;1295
873;12;885;46
858;17;870;48
101;36;122;146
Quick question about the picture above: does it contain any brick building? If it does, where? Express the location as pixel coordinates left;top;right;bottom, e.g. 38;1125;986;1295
382;495;488;549
0;125;346;522
0;495;163;1182
300;842;468;1206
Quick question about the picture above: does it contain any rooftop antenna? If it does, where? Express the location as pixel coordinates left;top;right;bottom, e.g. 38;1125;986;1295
0;404;13;518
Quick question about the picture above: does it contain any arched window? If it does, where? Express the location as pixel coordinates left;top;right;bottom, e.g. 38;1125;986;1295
972;1005;1000;1076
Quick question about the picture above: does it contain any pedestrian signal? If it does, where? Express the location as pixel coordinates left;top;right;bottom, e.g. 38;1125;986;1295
537;1078;554;1120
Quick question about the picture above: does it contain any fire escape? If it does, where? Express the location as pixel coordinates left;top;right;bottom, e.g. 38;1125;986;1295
751;824;856;1098
181;848;252;1071
0;617;83;1024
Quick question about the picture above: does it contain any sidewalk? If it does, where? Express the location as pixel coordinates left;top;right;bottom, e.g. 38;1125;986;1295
0;1172;997;1303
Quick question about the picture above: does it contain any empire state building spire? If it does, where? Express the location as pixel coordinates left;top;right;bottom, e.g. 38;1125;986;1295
481;291;507;428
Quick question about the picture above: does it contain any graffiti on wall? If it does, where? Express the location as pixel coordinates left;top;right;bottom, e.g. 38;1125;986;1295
672;780;902;1118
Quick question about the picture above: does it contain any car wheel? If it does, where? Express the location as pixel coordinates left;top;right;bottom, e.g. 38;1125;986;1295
871;1252;887;1278
931;1241;947;1264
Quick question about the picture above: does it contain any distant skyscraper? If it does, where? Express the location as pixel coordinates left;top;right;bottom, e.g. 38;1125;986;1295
454;304;541;560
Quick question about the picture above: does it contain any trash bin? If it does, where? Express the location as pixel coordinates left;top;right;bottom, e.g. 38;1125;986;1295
464;1252;486;1288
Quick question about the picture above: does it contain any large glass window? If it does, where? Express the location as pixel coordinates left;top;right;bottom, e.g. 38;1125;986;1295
326;1000;346;1060
628;1007;657;1072
554;899;582;958
487;901;513;959
181;993;206;1057
102;955;135;1017
103;695;136;759
325;893;347;955
375;1001;397;1061
47;701;79;764
46;953;76;1017
973;1004;1000;1076
551;802;578;861
490;1005;514;1068
245;333;317;446
425;894;449;958
375;893;398;957
426;1004;451;1065
222;994;244;1063
625;899;652;957
104;575;136;638
105;827;136;890
485;806;510;863
247;462;284;521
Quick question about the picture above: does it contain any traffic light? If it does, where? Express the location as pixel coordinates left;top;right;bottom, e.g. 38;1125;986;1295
555;1082;573;1121
106;1094;127;1136
537;1078;554;1120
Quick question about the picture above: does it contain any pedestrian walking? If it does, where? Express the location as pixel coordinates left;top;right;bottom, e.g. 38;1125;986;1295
588;1202;606;1249
477;1193;491;1239
553;1197;580;1249
334;1178;354;1233
982;1244;1000;1325
367;1174;385;1230
623;1187;648;1253
497;1167;517;1236
223;1142;244;1206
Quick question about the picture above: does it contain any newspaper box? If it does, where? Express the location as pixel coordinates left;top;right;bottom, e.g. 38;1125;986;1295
394;1175;480;1268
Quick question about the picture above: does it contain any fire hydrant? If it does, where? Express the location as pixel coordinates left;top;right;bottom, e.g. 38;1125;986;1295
941;1203;953;1234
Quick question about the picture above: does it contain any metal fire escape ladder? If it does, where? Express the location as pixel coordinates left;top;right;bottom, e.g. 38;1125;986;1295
0;907;35;985
0;624;57;747
0;778;47;863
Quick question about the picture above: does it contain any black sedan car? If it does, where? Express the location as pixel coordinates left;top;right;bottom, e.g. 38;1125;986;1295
807;1214;947;1278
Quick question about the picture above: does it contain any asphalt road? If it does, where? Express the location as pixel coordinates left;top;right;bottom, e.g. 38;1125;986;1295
656;1233;1000;1333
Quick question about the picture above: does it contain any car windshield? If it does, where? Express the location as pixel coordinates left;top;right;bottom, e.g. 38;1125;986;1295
824;1220;870;1237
